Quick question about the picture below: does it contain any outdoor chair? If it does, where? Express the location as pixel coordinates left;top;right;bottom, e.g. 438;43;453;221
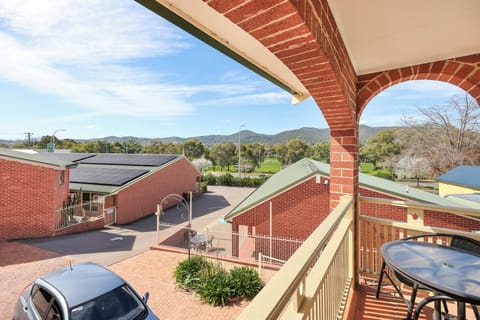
207;235;214;250
376;233;480;320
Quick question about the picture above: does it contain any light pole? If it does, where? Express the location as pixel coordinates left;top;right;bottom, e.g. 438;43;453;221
238;124;245;177
50;129;65;152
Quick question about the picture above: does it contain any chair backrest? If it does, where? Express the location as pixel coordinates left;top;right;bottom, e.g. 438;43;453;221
450;236;480;255
404;233;480;255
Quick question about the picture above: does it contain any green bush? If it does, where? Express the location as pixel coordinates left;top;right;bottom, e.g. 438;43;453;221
203;173;217;185
173;256;213;291
217;173;234;186
196;264;234;306
201;181;208;193
229;266;264;300
173;258;264;306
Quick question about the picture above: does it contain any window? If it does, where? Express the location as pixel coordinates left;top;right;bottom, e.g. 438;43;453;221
31;285;62;320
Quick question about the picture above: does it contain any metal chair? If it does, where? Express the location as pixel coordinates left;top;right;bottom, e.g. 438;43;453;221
376;233;480;320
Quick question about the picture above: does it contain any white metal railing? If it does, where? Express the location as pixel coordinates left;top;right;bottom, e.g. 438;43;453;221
55;199;105;230
238;195;354;320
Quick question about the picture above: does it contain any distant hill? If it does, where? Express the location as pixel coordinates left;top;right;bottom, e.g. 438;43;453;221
0;125;399;146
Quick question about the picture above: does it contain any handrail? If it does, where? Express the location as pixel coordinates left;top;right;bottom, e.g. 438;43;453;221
359;195;480;219
238;195;354;320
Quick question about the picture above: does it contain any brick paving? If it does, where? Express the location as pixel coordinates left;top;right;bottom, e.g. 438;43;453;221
0;239;277;319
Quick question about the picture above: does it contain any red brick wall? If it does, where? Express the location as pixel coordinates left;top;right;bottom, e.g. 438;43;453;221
232;177;480;258
357;54;480;113
0;159;70;239
116;157;200;224
233;176;330;240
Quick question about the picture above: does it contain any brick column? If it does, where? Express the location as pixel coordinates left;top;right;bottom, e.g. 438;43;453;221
329;125;359;211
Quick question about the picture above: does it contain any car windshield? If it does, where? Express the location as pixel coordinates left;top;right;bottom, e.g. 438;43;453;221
70;284;147;320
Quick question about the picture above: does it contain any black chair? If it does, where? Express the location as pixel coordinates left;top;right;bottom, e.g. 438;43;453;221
376;233;480;320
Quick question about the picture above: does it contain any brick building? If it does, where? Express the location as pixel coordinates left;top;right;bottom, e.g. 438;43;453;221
0;149;200;239
0;149;75;239
225;159;480;260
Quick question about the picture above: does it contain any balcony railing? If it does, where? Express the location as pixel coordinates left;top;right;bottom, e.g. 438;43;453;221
238;195;355;320
238;195;480;320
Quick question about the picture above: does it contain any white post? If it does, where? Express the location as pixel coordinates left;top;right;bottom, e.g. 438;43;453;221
258;252;263;277
156;204;160;244
269;201;273;263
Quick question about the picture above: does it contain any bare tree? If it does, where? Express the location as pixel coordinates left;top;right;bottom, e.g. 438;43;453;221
400;93;480;174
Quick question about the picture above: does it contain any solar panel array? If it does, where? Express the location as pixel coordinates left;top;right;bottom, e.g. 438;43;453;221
37;153;96;163
70;167;148;186
79;154;178;166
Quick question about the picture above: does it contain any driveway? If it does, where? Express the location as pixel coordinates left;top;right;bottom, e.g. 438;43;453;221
0;186;258;318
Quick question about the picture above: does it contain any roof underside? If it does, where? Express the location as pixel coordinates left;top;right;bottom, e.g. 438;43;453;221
137;0;480;101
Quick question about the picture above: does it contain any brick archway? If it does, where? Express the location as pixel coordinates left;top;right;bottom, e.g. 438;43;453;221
357;54;480;117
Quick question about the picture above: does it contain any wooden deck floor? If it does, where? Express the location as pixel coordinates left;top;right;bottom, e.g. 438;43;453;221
349;280;477;320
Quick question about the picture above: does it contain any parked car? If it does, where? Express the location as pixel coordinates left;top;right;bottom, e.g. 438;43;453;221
12;262;158;320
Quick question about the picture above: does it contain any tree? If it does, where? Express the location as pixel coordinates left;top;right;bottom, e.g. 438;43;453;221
400;93;480;174
274;144;288;166
209;142;236;171
286;138;311;164
311;142;330;163
360;129;402;170
393;156;433;187
192;157;212;172
183;138;204;160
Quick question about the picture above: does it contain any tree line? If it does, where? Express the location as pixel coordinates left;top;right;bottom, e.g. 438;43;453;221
9;94;479;181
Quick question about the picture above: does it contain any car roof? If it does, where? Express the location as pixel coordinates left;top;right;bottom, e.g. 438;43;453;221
39;262;125;307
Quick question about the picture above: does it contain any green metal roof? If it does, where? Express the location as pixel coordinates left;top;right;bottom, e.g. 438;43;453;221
0;148;76;169
436;165;480;190
224;158;467;221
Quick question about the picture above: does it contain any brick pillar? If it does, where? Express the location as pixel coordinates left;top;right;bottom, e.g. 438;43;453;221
329;126;359;211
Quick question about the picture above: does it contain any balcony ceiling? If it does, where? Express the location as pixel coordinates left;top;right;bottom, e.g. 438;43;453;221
138;0;480;99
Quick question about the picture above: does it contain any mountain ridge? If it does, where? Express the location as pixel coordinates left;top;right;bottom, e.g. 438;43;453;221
1;125;399;146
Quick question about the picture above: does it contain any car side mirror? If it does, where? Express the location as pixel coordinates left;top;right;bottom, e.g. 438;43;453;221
143;292;150;304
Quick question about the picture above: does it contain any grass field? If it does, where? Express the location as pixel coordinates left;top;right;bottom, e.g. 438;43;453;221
360;162;394;179
256;158;281;174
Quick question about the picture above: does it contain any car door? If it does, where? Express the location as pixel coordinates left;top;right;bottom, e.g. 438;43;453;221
30;285;63;320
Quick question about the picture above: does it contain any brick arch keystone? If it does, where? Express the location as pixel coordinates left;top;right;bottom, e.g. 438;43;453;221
357;54;480;117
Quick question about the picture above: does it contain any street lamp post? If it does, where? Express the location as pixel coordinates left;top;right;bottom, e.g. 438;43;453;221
238;125;245;177
50;129;65;152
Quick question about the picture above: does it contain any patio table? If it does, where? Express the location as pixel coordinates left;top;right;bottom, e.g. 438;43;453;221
191;234;207;250
381;240;480;320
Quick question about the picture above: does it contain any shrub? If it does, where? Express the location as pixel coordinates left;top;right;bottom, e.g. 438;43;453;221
229;266;264;300
203;173;217;185
173;256;212;291
196;264;233;306
217;173;234;186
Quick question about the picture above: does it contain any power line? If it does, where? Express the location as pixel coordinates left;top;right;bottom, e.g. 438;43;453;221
24;132;34;146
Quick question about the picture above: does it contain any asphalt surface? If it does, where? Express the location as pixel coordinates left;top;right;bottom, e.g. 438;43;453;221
18;186;254;266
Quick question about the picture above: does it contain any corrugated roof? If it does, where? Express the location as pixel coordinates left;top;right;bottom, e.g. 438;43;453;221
0;148;76;169
436;165;480;190
224;158;466;221
445;194;480;209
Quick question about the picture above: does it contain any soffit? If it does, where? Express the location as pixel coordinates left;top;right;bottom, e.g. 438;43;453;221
328;0;480;75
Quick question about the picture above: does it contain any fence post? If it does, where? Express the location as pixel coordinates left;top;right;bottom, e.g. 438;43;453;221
258;252;262;277
206;227;209;253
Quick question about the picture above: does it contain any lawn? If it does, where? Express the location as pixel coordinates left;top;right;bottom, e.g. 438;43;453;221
360;162;394;180
256;158;281;174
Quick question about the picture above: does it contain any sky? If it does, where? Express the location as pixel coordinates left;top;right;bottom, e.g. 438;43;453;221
0;0;468;141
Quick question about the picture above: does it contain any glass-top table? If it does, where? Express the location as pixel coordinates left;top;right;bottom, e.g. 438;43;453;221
382;240;480;319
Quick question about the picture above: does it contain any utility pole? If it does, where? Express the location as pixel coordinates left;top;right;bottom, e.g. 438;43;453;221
24;132;34;147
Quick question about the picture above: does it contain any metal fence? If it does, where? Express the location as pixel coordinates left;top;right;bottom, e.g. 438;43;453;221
55;198;107;230
158;223;304;267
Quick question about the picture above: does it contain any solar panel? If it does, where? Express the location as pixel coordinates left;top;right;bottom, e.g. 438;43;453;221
37;153;96;163
79;154;178;166
70;167;148;186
